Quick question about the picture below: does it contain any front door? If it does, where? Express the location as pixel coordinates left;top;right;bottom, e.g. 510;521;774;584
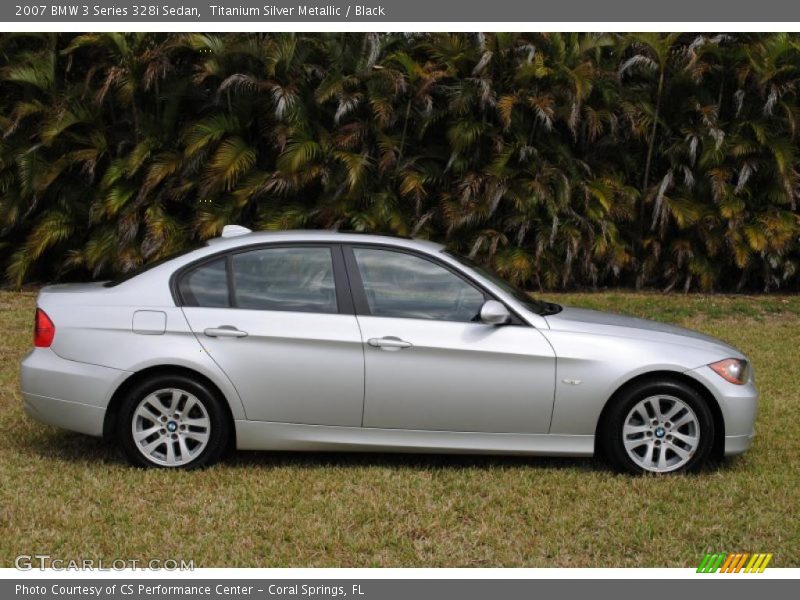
179;245;364;426
346;246;556;434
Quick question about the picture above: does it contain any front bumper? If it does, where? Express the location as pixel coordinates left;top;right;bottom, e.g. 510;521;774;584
20;348;130;437
686;364;759;457
724;432;755;456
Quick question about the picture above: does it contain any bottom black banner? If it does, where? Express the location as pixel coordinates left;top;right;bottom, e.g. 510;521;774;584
4;579;794;600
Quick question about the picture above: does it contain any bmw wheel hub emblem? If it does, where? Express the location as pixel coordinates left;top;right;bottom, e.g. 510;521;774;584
655;426;666;438
167;421;178;433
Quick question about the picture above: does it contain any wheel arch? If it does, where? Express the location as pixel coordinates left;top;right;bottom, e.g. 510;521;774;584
102;364;236;449
594;370;725;460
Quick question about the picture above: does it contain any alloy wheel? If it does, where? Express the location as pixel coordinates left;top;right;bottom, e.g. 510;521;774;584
622;394;701;473
131;388;211;467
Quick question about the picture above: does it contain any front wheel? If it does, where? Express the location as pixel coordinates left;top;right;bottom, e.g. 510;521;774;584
601;379;715;474
117;374;230;469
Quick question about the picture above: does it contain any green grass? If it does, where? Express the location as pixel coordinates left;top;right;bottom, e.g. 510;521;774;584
1;290;799;567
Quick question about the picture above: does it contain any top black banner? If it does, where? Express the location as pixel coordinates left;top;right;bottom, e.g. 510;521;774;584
4;0;800;22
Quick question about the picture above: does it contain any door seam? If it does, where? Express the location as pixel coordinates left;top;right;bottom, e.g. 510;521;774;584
337;244;368;427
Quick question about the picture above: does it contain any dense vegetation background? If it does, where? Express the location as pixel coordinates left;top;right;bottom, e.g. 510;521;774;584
0;32;798;291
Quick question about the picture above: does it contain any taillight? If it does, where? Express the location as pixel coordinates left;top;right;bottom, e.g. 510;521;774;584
34;308;55;348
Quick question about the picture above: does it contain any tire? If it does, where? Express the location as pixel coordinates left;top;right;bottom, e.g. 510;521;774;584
117;373;230;469
600;379;715;474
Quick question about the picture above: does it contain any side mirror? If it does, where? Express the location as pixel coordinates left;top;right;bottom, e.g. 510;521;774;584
480;300;511;325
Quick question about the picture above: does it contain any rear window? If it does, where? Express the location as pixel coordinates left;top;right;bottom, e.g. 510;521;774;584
177;246;339;314
231;246;337;313
104;244;206;287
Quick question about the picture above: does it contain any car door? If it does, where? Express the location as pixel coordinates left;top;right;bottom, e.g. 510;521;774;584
178;244;364;426
345;245;556;434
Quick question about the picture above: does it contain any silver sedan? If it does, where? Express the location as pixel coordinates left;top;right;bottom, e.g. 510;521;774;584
20;228;758;473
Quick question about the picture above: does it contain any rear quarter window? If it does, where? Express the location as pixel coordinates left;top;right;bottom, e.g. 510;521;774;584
178;258;230;307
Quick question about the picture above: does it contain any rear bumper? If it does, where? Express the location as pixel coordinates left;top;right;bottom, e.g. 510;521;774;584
23;393;107;437
20;348;130;437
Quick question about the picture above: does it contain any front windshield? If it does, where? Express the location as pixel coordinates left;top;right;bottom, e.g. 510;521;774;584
444;251;561;316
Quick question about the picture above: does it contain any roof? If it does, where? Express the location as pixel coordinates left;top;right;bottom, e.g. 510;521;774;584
207;229;446;253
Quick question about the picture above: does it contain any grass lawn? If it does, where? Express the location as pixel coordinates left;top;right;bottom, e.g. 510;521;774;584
1;290;798;567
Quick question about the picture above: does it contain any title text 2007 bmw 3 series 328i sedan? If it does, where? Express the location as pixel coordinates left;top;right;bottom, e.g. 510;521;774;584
20;227;758;473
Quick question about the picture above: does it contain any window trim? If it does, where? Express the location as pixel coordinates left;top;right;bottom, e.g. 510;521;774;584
341;243;526;326
171;243;355;316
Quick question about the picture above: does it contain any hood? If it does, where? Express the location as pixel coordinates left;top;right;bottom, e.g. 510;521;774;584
544;306;744;357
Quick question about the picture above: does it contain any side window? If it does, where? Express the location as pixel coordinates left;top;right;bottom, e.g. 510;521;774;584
352;248;485;322
231;247;338;314
179;258;229;308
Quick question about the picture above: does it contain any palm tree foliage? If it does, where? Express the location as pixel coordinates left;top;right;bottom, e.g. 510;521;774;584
1;32;799;291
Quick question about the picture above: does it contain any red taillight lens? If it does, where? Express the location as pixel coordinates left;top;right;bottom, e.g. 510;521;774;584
34;308;55;348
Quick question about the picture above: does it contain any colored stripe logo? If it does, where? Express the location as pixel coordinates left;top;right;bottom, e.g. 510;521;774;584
697;553;772;573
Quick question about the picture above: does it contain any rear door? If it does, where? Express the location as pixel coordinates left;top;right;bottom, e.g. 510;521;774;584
178;244;364;426
345;245;556;434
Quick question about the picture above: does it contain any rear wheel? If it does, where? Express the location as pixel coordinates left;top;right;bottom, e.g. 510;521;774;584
117;374;229;469
601;379;715;474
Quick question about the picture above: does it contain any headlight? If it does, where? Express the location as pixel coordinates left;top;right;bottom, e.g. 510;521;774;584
709;358;749;385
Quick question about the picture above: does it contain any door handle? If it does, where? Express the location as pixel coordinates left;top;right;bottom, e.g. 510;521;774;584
204;326;248;338
367;336;413;350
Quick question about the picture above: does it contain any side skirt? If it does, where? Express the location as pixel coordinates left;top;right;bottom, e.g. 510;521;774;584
235;420;594;456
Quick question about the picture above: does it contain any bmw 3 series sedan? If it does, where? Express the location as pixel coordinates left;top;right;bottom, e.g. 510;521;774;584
20;227;758;473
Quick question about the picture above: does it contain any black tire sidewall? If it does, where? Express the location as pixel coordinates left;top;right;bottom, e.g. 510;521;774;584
602;379;715;475
117;374;229;469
